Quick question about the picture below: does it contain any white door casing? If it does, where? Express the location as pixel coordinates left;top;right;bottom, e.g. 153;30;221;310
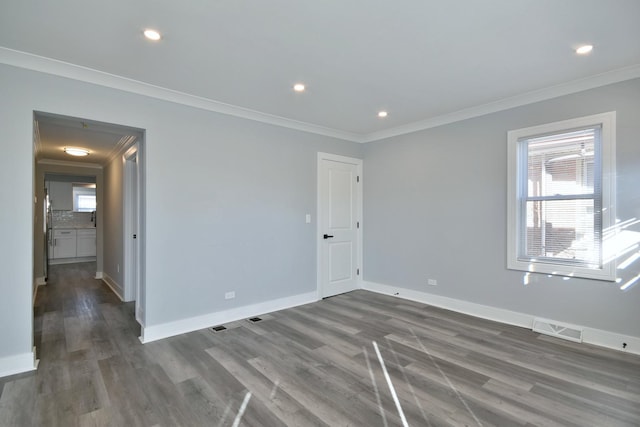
317;153;362;298
124;143;142;323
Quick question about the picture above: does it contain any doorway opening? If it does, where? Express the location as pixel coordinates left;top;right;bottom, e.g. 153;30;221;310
32;112;146;354
44;174;98;278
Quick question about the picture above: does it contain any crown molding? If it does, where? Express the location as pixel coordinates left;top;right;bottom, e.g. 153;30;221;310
2;47;639;144
361;63;640;142
37;159;103;169
106;135;138;164
0;47;363;143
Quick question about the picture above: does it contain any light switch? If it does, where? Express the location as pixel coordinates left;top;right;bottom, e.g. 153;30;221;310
305;214;311;224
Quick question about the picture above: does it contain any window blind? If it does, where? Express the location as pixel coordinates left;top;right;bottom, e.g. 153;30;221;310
520;127;602;267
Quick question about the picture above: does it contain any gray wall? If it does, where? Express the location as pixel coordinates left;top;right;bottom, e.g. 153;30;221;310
363;78;640;338
103;154;124;294
0;63;362;362
0;76;33;360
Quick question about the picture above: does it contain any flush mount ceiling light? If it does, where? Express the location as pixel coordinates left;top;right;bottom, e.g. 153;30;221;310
64;147;90;157
293;83;306;92
143;29;162;41
378;111;388;118
576;44;593;55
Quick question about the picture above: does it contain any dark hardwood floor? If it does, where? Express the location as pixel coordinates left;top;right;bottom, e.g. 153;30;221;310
1;262;639;426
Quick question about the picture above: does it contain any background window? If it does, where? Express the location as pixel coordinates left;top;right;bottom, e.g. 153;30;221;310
73;185;96;212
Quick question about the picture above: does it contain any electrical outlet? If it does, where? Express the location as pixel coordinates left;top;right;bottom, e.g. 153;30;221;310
225;291;235;300
427;278;437;286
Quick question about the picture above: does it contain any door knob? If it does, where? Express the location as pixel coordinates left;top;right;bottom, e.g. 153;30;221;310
323;234;334;239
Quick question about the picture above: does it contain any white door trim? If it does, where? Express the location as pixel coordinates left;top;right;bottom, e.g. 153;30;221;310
123;143;143;324
316;152;363;299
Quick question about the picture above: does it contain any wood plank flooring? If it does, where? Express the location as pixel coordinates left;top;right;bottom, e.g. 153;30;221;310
1;262;639;426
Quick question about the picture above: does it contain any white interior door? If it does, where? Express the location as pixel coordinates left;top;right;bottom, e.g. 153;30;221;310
318;153;362;298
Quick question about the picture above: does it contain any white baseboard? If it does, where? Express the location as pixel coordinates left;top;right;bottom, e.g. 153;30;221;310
361;280;640;356
49;256;96;265
362;281;532;328
102;273;124;301
140;291;318;344
0;348;38;378
582;328;640;355
33;277;47;306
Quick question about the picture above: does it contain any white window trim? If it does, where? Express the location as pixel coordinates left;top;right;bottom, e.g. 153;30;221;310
507;112;616;281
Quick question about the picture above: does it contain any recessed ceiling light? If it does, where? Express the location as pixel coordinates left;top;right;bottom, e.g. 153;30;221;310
64;147;90;157
144;29;162;41
378;111;388;118
576;45;593;55
293;83;306;92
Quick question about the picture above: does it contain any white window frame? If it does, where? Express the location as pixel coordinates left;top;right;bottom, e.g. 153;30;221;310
507;112;616;281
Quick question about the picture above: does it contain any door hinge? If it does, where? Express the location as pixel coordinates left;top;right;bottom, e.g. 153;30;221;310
357;221;360;229
356;175;360;183
357;268;360;275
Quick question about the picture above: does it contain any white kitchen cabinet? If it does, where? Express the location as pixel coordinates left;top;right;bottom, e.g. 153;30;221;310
76;229;97;257
52;229;76;258
49;181;73;211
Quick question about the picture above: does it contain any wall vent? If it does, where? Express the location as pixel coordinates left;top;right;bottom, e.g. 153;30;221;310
532;318;583;343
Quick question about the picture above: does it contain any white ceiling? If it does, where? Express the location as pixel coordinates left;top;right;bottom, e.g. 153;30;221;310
35;113;142;166
3;0;640;142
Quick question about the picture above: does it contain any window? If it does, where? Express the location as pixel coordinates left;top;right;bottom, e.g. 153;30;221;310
76;194;96;211
73;185;97;212
507;112;616;281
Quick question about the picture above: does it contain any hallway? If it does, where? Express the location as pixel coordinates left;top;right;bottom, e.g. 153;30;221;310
33;263;134;358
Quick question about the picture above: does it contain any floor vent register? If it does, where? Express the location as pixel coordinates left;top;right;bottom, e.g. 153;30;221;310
532;318;583;343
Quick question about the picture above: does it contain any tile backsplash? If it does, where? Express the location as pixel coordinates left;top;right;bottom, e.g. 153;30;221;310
51;211;95;228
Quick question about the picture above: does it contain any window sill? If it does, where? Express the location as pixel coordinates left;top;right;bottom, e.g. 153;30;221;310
507;258;616;282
